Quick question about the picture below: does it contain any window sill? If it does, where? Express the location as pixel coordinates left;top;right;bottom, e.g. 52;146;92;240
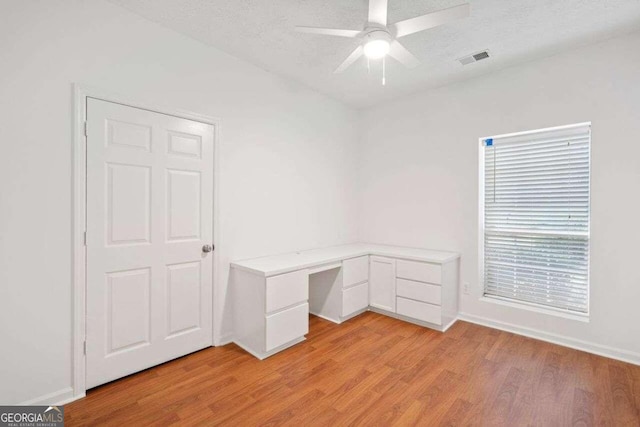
479;296;590;323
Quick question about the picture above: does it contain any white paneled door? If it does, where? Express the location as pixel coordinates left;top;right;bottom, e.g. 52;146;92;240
86;98;214;388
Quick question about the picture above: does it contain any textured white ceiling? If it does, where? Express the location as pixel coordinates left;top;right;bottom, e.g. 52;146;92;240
108;0;640;108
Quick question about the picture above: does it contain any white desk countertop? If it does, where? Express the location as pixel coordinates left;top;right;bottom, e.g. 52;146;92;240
231;243;460;277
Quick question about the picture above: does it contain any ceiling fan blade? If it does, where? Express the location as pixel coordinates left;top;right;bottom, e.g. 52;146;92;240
391;3;470;38
334;46;364;74
295;26;361;38
368;0;388;25
388;41;420;68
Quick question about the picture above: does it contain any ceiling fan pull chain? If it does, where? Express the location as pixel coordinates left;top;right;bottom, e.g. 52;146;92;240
382;56;386;85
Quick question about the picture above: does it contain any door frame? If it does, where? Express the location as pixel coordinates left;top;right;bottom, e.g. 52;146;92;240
72;84;221;401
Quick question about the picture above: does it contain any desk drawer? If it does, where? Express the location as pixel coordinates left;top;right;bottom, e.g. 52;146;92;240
342;256;369;288
396;297;441;325
265;303;309;351
266;270;308;313
342;282;368;317
396;278;441;305
396;260;441;285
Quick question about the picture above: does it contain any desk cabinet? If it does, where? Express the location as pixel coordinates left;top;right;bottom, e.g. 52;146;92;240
341;256;369;319
309;256;369;323
232;268;309;360
231;243;460;360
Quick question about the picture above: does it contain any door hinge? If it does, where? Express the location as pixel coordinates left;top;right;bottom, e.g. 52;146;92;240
83;231;87;246
83;341;86;355
84;121;88;137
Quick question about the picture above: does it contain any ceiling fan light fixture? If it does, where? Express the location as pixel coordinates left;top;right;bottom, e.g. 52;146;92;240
295;1;471;74
363;39;390;59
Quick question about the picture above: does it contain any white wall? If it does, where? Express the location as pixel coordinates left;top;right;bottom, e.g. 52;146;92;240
359;31;640;362
2;0;639;408
0;0;359;404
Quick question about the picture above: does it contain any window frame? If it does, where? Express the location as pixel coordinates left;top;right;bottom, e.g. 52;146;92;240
478;122;591;319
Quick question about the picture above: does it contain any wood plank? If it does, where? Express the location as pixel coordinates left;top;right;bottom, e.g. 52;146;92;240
65;313;640;426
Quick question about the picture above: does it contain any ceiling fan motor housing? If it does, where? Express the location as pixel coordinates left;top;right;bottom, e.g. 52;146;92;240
364;28;392;43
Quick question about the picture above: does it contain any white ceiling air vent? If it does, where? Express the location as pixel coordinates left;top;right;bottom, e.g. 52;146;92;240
458;50;490;65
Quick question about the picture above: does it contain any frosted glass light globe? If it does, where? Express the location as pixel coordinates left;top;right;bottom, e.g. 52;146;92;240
364;39;390;59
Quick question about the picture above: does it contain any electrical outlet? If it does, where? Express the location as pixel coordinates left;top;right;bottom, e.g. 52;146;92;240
463;281;470;295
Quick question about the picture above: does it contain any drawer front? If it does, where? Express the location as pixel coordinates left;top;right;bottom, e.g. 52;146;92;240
342;256;369;288
265;303;309;351
396;297;442;325
266;270;308;313
396;278;441;305
396;260;441;285
342;282;368;317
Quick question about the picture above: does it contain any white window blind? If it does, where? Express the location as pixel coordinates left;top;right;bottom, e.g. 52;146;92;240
482;123;590;314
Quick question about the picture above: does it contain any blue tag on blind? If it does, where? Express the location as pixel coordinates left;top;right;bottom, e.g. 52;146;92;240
484;138;493;146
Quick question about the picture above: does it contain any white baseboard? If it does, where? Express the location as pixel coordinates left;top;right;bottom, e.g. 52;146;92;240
19;387;78;406
368;307;449;332
309;311;341;324
458;312;640;366
340;308;368;323
441;317;457;333
57;392;85;406
216;332;234;346
234;337;306;360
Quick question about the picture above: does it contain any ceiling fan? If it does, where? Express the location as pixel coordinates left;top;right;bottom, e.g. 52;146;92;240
296;0;470;82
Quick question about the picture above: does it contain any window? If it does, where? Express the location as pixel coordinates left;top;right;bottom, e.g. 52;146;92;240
480;123;590;314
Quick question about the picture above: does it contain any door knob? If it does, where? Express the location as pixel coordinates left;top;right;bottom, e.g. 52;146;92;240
202;244;214;253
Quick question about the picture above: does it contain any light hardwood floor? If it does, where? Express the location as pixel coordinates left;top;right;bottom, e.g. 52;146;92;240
66;312;640;426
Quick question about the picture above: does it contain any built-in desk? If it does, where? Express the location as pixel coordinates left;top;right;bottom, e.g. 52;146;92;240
231;243;460;359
